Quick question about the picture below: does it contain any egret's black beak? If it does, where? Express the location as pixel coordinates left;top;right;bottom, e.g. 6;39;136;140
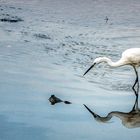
83;63;96;76
83;104;98;118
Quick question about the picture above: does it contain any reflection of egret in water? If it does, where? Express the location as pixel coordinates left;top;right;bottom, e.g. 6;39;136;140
84;88;140;128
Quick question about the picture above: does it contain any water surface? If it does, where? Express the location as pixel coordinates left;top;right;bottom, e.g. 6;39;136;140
0;0;140;140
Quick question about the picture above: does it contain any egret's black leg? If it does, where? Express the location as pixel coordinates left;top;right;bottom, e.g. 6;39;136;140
135;93;139;111
132;67;139;93
131;88;139;111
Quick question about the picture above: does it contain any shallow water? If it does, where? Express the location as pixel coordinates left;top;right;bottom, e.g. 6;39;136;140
0;0;140;140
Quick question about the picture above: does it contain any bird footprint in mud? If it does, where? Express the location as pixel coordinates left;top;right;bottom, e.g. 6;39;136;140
48;95;71;105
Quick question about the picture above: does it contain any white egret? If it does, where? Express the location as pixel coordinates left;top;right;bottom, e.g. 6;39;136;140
83;48;140;96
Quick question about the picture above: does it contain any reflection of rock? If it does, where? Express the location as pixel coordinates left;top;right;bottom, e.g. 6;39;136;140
84;89;140;129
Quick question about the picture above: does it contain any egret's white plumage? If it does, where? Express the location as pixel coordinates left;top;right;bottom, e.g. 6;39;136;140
83;48;140;96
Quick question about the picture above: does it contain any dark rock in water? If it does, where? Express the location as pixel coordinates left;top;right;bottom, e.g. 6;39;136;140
49;95;63;105
18;8;22;10
48;95;72;105
33;33;51;40
9;6;16;9
0;17;23;23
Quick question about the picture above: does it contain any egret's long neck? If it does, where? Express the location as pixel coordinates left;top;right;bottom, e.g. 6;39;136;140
101;57;126;67
95;113;112;122
84;105;128;123
95;112;126;123
109;112;127;120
